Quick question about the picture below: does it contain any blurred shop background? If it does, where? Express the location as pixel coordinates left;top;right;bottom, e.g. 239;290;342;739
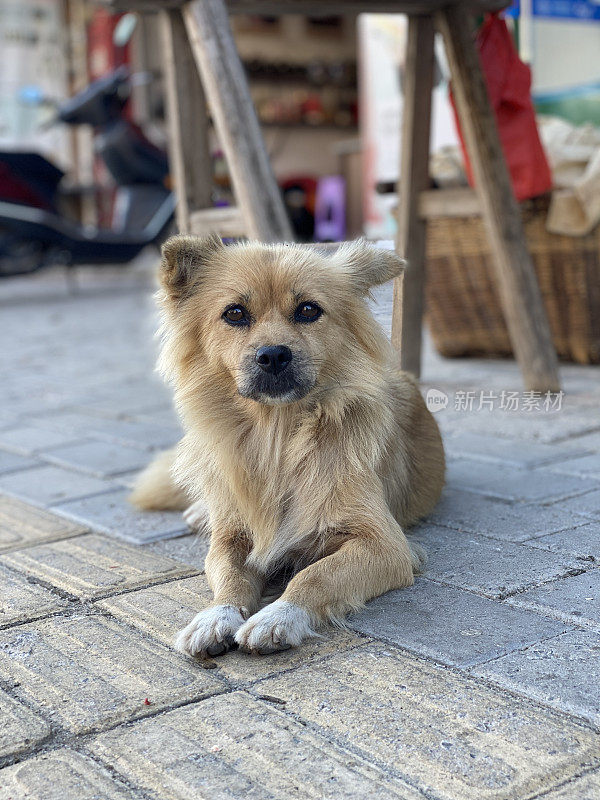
0;1;598;243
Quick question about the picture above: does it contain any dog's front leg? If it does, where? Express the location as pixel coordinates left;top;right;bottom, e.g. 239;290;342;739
235;520;420;654
175;527;263;657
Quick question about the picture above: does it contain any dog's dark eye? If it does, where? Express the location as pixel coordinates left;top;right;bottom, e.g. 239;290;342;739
223;305;250;326
294;302;322;323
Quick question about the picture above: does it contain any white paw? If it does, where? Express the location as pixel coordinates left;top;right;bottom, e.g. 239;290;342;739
174;604;246;658
234;600;318;654
183;501;211;535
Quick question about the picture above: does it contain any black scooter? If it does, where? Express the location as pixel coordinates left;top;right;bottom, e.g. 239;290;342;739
0;64;175;277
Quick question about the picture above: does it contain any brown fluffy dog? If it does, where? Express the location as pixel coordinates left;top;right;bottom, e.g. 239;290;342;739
131;235;445;657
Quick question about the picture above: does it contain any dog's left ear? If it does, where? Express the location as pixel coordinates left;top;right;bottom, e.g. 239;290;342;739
160;233;224;301
335;240;406;294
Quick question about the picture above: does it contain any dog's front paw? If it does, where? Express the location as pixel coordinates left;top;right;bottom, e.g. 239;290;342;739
175;604;247;658
234;600;318;655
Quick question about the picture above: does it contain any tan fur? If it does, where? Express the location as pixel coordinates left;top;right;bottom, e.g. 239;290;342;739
131;236;445;656
129;448;189;511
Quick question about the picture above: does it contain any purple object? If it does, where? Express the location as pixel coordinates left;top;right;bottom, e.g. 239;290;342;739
314;175;346;242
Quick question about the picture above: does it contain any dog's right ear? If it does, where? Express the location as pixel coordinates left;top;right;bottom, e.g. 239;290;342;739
160;233;223;301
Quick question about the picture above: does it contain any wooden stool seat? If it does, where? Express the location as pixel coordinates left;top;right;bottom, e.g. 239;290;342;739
106;0;560;391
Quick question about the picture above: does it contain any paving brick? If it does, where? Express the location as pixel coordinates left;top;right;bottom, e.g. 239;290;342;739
434;404;600;445
552;489;600;520
0;465;113;508
426;488;587;542
413;523;581;598
53;489;187;544
1;533;196;600
0;496;86;554
99;575;364;683
527;521;600;560
0;450;38;476
0;426;83;456
0;614;223;734
42;440;149;478
0;689;50;760
0;565;67;627
548;453;600;480
91;691;421;800
259;644;600;800
26;410;102;436
445;432;589;468
446;458;598;503
26;413;180;452
567;431;600;453
541;769;600;800
507;569;600;630
472;629;600;727
72;389;171;418
350;578;566;667
144;533;209;569
0;749;143;799
84;418;180;451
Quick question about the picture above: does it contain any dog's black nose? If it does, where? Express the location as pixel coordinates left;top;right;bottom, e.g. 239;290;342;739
255;345;292;375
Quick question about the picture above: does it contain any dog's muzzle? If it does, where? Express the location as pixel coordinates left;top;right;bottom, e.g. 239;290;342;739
238;347;314;404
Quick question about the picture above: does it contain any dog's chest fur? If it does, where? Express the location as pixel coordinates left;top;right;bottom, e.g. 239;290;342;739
176;392;392;570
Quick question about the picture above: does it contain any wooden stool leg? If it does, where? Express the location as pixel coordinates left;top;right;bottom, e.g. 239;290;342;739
437;5;560;392
391;15;435;377
183;0;293;243
160;9;211;234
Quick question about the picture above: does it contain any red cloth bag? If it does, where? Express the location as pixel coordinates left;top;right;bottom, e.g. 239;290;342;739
450;14;552;202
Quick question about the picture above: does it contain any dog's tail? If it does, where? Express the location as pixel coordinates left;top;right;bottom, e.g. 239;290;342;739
129;447;190;511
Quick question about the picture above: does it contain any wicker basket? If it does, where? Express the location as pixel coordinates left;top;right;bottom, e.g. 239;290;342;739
425;195;600;364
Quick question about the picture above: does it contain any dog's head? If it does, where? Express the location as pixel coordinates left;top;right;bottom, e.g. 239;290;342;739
159;235;404;406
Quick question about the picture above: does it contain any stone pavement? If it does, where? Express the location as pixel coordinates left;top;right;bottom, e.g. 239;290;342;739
1;256;599;799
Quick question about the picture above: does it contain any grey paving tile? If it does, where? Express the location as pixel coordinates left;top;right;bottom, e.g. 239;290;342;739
435;405;600;444
471;629;600;727
426;488;587;542
548;453;600;480
91;692;421;800
41;440;149;478
0;496;86;554
260;643;599;800
567;431;600;453
26;412;180;451
144;532;208;570
541;769;600;800
527;522;600;560
53;488;187;544
0;564;68;627
0;450;38;476
1;533;195;600
0;425;83;455
446;458;598;503
0;690;51;761
350;578;567;667
507;569;600;631
0;614;223;734
0;749;140;800
413;524;582;598
558;489;600;520
86;418;180;451
72;383;171;417
0;465;113;508
26;410;102;435
445;432;590;468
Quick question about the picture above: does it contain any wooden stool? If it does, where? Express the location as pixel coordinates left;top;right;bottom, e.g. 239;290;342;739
160;0;293;242
108;0;560;392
